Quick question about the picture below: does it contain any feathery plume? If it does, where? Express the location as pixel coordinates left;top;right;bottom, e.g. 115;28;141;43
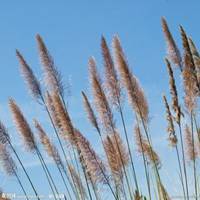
51;92;75;143
134;126;160;167
45;91;61;129
89;57;115;134
134;125;146;154
101;36;121;107
180;26;200;97
16;50;42;100
68;164;86;198
0;121;10;145
165;59;181;123
180;27;199;111
188;38;199;58
184;125;197;161
74;129;106;184
112;35;149;123
180;26;194;70
193;55;200;83
36;34;64;96
34;120;63;167
104;132;129;184
143;141;160;167
0;144;17;176
163;95;177;147
82;91;100;132
161;17;182;70
183;67;198;112
189;38;200;84
9;99;36;152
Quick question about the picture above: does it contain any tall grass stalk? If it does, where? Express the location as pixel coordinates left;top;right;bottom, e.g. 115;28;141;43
178;122;189;200
190;112;198;200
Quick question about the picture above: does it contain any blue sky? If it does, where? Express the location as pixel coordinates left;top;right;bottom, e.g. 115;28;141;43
0;0;199;199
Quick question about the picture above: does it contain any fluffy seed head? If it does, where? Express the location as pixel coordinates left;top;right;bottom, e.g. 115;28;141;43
0;121;10;145
0;144;17;176
16;50;42;100
9;98;36;152
36;34;64;96
89;57;115;134
51;92;75;143
45;91;61;129
34;120;63;167
134;125;160;167
104;132;129;184
75;129;106;184
184;125;197;161
82;91;100;132
161;17;182;70
163;95;177;147
101;36;121;107
180;26;200;104
112;35;149;123
165;59;181;123
68;164;86;198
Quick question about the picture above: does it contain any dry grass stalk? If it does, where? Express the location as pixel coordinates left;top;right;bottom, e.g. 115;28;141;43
163;95;177;147
0;144;17;176
36;34;64;96
89;57;115;134
193;55;200;83
68;163;86;197
82;91;100;132
144;142;160;167
161;17;182;70
184;125;197;161
0;121;10;145
16;50;42;100
189;38;200;85
183;67;198;112
34;120;63;167
112;35;149;124
74;129;106;184
180;26;200;98
181;30;198;112
51;92;75;143
9;99;36;152
180;26;194;71
103;132;129;185
101;36;121;107
188;38;199;58
134;125;145;154
180;27;193;61
134;126;160;167
165;58;181;123
45;92;61;130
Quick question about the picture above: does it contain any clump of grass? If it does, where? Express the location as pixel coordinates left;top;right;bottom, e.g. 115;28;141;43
0;17;199;200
